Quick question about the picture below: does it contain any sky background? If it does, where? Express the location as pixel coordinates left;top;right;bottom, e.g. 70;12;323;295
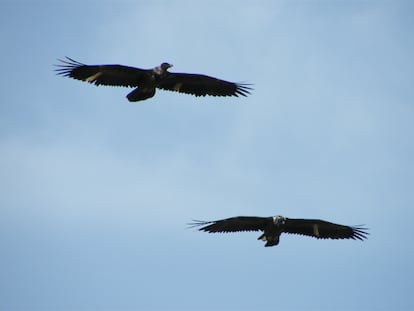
1;1;413;310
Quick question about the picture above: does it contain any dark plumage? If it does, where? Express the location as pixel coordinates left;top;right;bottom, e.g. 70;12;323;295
190;215;368;247
55;57;252;102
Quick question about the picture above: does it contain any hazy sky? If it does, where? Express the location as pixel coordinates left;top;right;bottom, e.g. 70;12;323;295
1;1;413;310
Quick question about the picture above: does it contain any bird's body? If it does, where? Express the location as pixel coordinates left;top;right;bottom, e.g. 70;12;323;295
55;57;252;102
190;215;368;247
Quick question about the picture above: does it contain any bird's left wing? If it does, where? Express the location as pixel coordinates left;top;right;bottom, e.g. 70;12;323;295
189;216;268;233
158;73;252;97
283;218;368;240
55;57;150;87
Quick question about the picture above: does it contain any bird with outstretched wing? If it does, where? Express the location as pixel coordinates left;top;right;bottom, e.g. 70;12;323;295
55;57;252;102
190;215;368;247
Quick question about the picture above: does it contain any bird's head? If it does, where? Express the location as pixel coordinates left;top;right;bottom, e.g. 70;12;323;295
272;215;286;226
153;62;173;76
161;62;173;70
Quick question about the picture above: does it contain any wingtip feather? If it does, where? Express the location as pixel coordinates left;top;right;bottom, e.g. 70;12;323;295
187;219;214;230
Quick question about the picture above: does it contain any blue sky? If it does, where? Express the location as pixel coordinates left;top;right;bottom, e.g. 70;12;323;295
1;1;413;310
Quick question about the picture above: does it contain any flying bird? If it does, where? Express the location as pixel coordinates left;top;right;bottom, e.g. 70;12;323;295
55;57;252;102
190;215;368;247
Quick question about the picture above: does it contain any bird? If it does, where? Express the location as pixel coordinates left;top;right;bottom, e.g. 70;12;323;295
55;57;252;102
189;215;368;247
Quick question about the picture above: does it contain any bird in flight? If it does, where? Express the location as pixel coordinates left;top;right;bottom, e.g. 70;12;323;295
190;215;368;247
55;57;252;102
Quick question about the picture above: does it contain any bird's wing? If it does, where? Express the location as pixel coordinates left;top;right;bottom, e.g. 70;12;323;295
283;218;368;240
189;216;268;233
55;57;150;87
157;72;252;97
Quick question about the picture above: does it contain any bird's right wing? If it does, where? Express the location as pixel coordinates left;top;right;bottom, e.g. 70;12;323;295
283;218;368;240
55;57;150;87
158;73;252;97
189;216;268;233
